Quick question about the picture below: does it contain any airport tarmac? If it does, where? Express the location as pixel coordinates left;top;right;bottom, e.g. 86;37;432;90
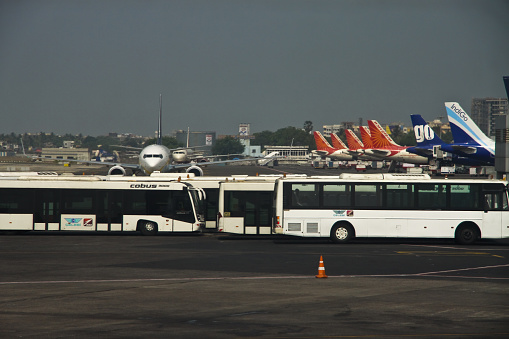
0;234;508;338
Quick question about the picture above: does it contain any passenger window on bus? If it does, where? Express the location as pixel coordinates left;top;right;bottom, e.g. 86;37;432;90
62;189;94;213
323;184;351;208
385;184;413;209
416;184;446;210
291;183;318;208
450;184;481;210
482;184;509;211
484;192;508;211
353;184;381;208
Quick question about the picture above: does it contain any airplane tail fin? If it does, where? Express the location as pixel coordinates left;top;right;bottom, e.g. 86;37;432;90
314;131;335;152
345;129;364;150
330;133;347;149
157;94;162;145
410;114;445;147
504;76;509;99
359;126;373;148
368;120;400;148
445;102;493;146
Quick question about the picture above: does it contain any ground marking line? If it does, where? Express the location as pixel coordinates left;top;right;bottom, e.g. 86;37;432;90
2;265;509;286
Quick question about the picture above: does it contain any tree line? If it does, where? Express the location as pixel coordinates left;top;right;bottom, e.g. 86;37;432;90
1;121;451;156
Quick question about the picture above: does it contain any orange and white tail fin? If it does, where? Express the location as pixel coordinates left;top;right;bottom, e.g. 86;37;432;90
345;129;364;150
314;131;335;152
368;120;400;149
330;133;347;149
359;126;373;149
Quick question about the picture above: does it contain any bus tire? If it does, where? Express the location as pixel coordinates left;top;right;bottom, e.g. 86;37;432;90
455;223;479;245
330;222;354;244
139;220;158;236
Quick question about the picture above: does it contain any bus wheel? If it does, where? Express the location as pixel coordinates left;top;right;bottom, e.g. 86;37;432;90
455;223;479;245
330;223;354;244
139;220;158;236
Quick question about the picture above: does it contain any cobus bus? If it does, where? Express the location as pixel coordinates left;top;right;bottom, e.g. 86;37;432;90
107;173;302;234
273;173;509;244
0;175;205;235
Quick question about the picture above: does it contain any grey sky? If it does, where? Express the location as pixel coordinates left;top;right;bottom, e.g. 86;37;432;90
1;0;508;137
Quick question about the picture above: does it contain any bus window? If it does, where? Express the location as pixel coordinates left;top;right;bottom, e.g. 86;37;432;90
385;184;413;209
323;184;351;208
173;191;195;223
482;184;509;211
415;184;446;210
123;191;147;215
225;191;245;217
290;183;319;208
353;184;381;208
450;184;481;210
0;188;32;213
62;189;94;213
96;190;123;223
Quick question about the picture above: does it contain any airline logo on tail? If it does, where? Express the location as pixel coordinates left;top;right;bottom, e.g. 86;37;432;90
313;131;334;152
359;126;373;149
368;120;400;148
414;124;435;143
448;103;470;122
445;102;494;150
345;129;364;150
330;133;347;149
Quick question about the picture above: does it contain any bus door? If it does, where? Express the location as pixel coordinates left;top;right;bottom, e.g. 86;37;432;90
221;190;273;234
482;184;508;238
171;190;195;232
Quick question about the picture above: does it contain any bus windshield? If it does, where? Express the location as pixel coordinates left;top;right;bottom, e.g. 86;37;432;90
189;187;206;222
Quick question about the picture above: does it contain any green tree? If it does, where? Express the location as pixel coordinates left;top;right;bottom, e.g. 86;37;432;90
212;136;245;155
303;121;313;134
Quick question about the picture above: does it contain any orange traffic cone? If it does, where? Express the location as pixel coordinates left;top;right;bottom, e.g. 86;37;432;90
315;255;328;278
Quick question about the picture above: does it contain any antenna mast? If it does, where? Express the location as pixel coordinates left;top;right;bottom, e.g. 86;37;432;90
158;94;162;145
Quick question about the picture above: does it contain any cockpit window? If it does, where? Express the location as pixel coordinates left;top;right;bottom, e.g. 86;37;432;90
143;154;163;159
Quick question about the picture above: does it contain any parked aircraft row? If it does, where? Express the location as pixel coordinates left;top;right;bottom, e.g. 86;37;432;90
313;118;428;164
314;102;501;167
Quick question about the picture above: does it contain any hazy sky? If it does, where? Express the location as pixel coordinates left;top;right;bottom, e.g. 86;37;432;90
1;0;508;137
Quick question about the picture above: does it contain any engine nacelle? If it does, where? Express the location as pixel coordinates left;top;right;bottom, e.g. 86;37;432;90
185;165;203;176
108;165;127;176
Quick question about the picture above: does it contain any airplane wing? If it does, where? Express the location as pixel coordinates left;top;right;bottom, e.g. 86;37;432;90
346;150;364;156
410;147;434;156
168;156;272;170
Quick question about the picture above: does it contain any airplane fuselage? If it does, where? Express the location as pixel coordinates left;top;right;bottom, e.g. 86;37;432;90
139;144;172;174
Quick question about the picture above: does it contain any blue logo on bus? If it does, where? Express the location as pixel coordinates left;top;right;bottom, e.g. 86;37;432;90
65;218;82;226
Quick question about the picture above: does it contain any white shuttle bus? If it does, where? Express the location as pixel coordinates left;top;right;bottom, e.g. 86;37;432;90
0;176;205;235
273;173;509;244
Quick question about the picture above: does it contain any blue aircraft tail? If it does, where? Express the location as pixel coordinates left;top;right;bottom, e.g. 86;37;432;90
410;114;445;147
445;102;493;148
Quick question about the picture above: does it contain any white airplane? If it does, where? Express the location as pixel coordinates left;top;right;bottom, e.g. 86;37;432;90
25;95;261;176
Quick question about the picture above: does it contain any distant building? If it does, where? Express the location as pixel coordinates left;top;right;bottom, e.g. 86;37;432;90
263;145;309;163
471;98;508;137
41;148;90;161
323;122;355;134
